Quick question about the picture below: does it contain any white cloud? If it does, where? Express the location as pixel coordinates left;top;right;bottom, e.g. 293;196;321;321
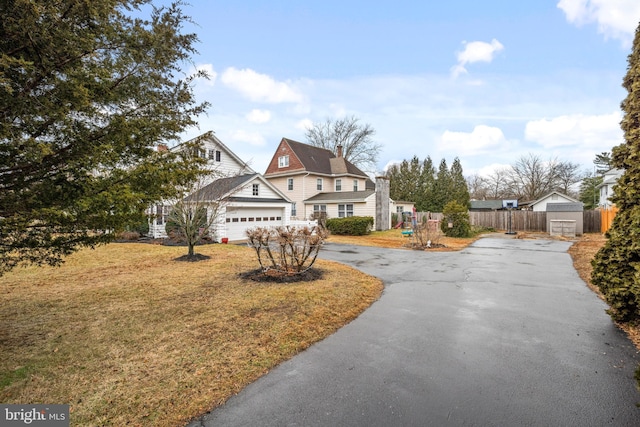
557;0;640;45
476;163;512;178
440;125;509;155
221;67;304;103
296;118;313;131
246;109;271;124
524;112;622;149
452;39;504;78
230;130;266;147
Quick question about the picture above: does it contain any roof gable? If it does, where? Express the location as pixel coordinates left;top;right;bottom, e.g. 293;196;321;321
530;191;579;207
171;132;255;177
265;138;368;178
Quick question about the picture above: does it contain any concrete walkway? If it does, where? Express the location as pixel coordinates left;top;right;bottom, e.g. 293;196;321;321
190;237;640;426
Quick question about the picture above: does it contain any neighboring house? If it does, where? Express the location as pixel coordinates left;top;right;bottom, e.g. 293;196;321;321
263;138;406;230
529;191;580;212
149;133;292;241
597;168;624;208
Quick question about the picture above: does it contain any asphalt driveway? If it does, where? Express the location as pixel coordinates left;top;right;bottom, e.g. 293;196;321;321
190;236;640;426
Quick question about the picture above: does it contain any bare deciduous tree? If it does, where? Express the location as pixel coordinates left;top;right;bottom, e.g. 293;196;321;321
504;154;585;201
484;167;511;199
305;116;381;172
167;173;240;259
466;174;489;200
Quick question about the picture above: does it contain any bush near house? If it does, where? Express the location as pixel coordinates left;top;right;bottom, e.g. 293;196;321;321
326;216;374;236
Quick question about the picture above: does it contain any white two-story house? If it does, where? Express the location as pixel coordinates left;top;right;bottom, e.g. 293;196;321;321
149;132;291;241
597;168;624;208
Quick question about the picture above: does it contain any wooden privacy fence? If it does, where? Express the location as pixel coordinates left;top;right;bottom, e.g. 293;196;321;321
600;207;618;233
468;211;546;232
414;210;602;233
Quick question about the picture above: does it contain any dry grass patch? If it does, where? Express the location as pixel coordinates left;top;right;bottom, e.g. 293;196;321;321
326;228;478;251
0;243;382;426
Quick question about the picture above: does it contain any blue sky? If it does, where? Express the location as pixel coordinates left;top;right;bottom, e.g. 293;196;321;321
161;0;640;177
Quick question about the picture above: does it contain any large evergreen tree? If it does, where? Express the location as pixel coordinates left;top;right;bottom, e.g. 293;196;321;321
431;159;451;212
591;22;640;323
0;1;209;274
419;156;436;211
449;157;471;208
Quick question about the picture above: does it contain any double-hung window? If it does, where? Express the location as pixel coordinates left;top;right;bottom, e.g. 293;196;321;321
313;204;327;214
338;204;354;218
335;179;342;192
287;178;294;191
278;155;289;168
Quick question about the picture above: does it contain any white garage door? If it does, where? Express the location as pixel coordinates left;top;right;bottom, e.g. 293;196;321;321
224;207;285;241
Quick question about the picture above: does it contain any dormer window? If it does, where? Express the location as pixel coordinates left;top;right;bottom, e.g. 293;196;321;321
278;155;289;168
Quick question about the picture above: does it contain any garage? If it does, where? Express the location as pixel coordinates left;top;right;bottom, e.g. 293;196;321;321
223;207;285;241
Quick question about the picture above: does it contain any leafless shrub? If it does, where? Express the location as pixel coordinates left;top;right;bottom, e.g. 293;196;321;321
412;219;443;249
246;226;328;276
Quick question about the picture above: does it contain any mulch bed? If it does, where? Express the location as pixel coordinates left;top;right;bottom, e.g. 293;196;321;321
174;253;212;262
239;268;324;283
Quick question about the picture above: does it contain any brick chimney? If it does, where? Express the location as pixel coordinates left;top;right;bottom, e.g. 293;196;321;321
157;143;169;152
337;144;343;158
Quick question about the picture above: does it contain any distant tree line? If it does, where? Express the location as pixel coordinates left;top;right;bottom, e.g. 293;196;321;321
466;154;586;203
386;156;470;212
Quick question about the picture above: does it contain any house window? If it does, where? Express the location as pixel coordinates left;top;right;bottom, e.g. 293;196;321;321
287;178;294;191
252;184;259;196
291;203;297;217
313;204;327;213
338;204;354;218
396;206;404;213
335;179;342;191
317;178;323;191
215;150;221;162
353;180;358;191
278;155;289;168
208;149;215;160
